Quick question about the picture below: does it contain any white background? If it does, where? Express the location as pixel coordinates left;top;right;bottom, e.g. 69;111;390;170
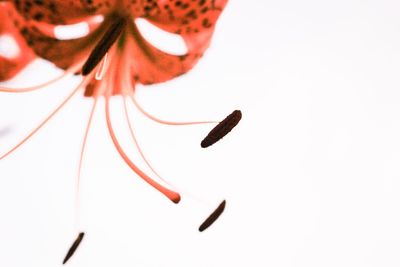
2;0;400;266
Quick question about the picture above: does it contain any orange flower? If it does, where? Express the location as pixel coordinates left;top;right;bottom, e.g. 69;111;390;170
0;1;241;263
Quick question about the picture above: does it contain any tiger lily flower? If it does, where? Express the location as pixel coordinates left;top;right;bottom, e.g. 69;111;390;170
0;0;241;263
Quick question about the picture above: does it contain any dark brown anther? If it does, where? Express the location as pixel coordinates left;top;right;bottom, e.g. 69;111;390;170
199;200;226;232
63;232;85;264
82;17;127;75
201;110;242;148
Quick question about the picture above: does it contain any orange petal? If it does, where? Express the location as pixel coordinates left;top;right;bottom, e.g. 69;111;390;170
143;0;228;36
0;3;35;81
126;0;227;85
126;23;203;85
11;0;111;25
15;16;114;70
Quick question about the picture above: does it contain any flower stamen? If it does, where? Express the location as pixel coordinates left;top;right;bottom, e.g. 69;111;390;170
0;61;83;93
199;200;226;232
103;57;180;203
0;76;91;160
63;232;85;265
82;17;127;76
123;96;173;187
129;92;219;126
201;110;242;148
105;95;181;203
74;98;98;231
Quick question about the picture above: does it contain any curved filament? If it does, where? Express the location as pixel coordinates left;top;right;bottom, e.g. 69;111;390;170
105;95;181;203
123;96;177;188
74;98;98;230
0;77;90;160
0;61;83;93
123;96;216;206
95;53;108;80
128;91;218;126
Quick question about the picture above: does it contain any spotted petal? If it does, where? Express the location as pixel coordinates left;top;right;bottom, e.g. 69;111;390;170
11;0;112;25
0;3;35;81
143;0;228;37
15;16;113;70
129;0;227;85
127;23;202;85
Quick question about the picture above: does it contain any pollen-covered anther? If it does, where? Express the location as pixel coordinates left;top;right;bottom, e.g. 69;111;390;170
82;17;127;76
199;200;226;232
63;232;85;264
201;110;242;148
